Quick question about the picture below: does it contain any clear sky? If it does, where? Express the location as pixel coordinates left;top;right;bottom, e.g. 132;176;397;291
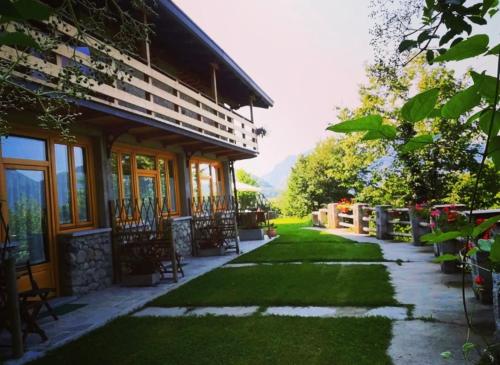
174;0;499;177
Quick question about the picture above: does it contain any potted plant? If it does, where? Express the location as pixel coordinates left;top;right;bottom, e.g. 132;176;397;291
266;223;277;238
430;205;466;273
409;202;431;246
122;255;161;286
469;239;493;304
197;226;226;256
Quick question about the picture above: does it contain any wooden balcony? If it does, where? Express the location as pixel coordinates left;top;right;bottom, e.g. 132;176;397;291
1;22;259;153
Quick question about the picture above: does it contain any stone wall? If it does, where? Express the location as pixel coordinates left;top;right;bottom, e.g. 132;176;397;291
172;216;193;257
58;228;113;297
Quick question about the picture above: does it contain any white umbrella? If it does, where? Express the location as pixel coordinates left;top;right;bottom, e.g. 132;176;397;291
236;181;261;192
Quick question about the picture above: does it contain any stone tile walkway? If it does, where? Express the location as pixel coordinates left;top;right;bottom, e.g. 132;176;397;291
5;238;274;365
316;227;495;365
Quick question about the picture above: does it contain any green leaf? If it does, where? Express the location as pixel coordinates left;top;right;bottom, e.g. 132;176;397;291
398;39;418;53
441;351;452;359
486;43;500;55
478;239;493;252
400;134;434;153
472;215;500;238
433;254;459;263
479;110;500;137
490;236;500;263
434;34;489;62
401;88;440;123
0;31;39;48
0;0;53;22
327;115;382;133
362;125;397;141
441;86;481;119
462;342;476;354
421;230;462;243
466;247;479;257
482;0;496;16
471;71;499;101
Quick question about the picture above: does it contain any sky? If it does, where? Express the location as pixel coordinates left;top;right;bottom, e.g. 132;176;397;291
174;0;499;177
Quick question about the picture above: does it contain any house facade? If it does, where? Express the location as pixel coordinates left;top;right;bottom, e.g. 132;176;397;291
0;1;272;296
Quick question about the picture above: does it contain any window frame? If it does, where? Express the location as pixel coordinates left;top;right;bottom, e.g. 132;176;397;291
0;129;96;233
189;157;225;203
111;145;181;217
52;138;95;231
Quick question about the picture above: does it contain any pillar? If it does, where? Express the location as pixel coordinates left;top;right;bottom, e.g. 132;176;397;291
376;205;391;240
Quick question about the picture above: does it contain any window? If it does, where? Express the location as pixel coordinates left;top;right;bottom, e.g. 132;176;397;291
111;149;180;216
54;143;92;227
190;159;224;203
0;135;47;161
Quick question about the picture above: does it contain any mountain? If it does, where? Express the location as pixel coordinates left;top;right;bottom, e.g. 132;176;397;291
261;155;298;192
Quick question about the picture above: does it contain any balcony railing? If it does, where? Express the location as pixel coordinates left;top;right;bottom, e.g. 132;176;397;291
1;21;259;152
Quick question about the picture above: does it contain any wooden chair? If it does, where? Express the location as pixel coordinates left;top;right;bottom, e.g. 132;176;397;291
17;261;58;321
111;199;182;283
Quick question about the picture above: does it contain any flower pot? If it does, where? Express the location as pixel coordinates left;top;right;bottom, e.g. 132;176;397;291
409;208;431;246
122;272;161;287
438;240;461;274
492;272;500;332
267;228;277;238
470;251;492;304
198;246;225;257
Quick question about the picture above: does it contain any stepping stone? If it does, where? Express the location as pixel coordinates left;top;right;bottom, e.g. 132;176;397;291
363;306;408;320
133;307;187;317
187;306;259;317
263;306;338;317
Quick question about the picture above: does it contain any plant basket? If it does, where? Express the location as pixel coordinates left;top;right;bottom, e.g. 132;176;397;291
438;240;461;274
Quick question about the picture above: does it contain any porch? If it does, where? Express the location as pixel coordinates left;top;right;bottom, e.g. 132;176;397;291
2;236;273;364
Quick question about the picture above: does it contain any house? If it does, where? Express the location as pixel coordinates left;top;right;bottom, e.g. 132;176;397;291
0;0;273;296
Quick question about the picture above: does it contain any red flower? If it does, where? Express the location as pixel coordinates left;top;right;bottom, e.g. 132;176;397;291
474;275;485;286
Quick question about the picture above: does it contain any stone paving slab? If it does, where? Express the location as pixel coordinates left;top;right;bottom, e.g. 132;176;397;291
224;261;399;268
133;307;188;317
263;306;407;320
187;306;259;317
133;305;409;320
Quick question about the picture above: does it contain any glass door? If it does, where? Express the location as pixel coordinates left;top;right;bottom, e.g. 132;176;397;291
137;173;158;227
3;165;54;290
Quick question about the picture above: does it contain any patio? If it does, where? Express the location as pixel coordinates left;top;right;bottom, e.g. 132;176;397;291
2;237;273;365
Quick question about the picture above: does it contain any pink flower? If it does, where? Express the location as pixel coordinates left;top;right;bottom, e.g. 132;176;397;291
430;209;441;218
429;222;436;229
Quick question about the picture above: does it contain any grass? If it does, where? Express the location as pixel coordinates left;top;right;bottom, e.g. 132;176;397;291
151;263;397;307
233;217;384;263
29;316;393;365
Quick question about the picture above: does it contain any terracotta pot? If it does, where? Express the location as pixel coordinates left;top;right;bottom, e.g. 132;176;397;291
267;228;277;238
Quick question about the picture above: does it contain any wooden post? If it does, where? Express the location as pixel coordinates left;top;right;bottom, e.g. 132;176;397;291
376;205;391;240
318;208;328;227
352;203;366;234
211;63;219;104
249;95;255;122
329;203;340;228
5;257;23;358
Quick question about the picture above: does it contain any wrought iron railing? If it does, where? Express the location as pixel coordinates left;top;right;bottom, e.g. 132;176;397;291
191;195;236;217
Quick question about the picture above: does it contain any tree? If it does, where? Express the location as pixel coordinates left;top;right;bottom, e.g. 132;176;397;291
0;0;154;139
236;169;259;211
331;58;497;206
282;134;382;216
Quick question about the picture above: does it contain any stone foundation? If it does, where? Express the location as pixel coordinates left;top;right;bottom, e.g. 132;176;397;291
58;228;113;297
172;216;193;257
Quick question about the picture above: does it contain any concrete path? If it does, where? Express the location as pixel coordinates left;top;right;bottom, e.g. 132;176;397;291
5;238;274;365
319;228;494;365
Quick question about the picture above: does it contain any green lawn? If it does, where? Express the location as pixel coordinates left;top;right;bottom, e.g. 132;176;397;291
30;316;393;365
233;217;383;263
151;263;397;307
